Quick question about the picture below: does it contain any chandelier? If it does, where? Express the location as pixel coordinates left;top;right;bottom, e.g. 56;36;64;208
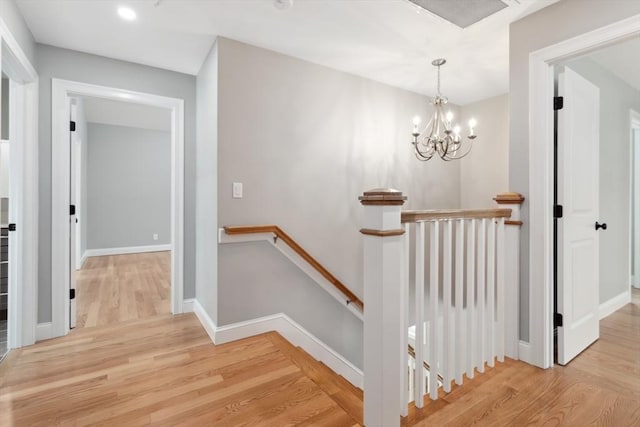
411;59;476;161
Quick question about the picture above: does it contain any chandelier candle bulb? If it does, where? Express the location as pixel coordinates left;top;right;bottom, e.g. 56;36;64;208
446;111;453;124
411;58;477;161
468;118;477;138
413;116;421;135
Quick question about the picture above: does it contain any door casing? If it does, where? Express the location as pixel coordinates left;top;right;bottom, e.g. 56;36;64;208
527;14;640;369
51;79;185;339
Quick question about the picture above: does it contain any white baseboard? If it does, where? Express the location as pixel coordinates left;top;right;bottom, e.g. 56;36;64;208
192;300;218;344
518;340;533;365
182;298;195;313
79;253;87;269
35;322;53;342
599;291;631;320
190;300;363;389
84;244;172;258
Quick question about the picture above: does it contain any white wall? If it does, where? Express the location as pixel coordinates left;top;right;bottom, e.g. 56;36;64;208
216;37;462;367
196;40;219;324
459;94;509;208
509;0;640;341
86;123;171;250
566;58;640;303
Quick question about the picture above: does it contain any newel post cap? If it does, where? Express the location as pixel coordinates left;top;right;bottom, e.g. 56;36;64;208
494;192;525;205
359;188;407;206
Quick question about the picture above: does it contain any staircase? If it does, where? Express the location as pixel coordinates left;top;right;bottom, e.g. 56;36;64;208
265;331;363;425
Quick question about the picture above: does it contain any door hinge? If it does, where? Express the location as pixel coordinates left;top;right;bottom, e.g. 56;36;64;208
70;121;76;132
70;289;76;300
554;96;564;110
7;223;16;231
70;204;76;216
554;312;563;327
554;204;563;219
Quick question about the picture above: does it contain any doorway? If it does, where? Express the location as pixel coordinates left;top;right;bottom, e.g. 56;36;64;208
551;36;640;366
69;95;174;329
51;80;185;338
631;110;640;289
528;16;640;368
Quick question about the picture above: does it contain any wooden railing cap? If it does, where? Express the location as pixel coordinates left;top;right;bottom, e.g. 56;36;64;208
494;192;525;205
359;188;407;206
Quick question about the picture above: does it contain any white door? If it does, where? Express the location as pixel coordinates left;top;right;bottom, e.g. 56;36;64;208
69;103;77;329
632;120;640;289
557;67;600;365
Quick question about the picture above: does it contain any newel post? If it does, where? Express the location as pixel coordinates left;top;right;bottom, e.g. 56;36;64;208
494;192;525;359
359;188;407;427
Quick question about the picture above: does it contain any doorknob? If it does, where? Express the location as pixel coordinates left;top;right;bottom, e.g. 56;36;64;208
595;222;607;231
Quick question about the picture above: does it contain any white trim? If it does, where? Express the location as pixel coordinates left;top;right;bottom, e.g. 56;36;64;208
182;298;195;313
631;110;640;289
79;252;87;269
0;15;39;350
599;291;631;320
35;322;52;342
528;14;640;369
518;340;533;364
190;300;363;389
83;244;172;258
192;300;217;344
51;79;185;339
218;228;363;321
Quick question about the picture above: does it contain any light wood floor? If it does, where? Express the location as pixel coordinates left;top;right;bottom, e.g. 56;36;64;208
0;288;637;425
404;288;640;426
0;315;361;426
76;252;171;328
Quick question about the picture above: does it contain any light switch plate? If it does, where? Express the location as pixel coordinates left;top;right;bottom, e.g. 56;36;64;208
232;182;243;198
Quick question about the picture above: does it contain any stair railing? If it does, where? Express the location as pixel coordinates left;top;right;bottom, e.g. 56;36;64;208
359;189;524;427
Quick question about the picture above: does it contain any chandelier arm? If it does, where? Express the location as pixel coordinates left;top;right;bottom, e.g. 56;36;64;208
443;140;473;160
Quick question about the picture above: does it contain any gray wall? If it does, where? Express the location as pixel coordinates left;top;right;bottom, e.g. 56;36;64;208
460;94;509;208
196;41;219;324
0;0;35;67
35;44;196;323
567;58;640;303
509;0;640;341
216;37;461;368
86;123;171;250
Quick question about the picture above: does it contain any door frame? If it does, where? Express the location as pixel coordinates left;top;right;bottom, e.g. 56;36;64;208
51;79;185;338
0;18;39;349
0;19;39;350
631;109;640;289
528;14;640;368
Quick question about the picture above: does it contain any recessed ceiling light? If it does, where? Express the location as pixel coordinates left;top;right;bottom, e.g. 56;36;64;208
117;6;137;21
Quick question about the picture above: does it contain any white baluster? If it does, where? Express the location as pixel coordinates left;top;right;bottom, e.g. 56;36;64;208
414;222;425;406
477;218;486;374
487;218;496;368
443;220;452;392
467;219;476;379
400;223;409;416
455;219;464;385
497;218;506;363
429;220;440;400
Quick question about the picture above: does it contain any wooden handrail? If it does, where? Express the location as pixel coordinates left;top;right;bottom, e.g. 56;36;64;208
401;208;512;223
407;344;444;383
223;225;364;311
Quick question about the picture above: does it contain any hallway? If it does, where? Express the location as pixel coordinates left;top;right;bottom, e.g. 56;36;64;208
0;290;638;425
76;252;171;328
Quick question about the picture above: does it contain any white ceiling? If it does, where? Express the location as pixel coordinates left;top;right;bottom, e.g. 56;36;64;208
82;96;171;132
589;36;640;92
17;0;559;105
